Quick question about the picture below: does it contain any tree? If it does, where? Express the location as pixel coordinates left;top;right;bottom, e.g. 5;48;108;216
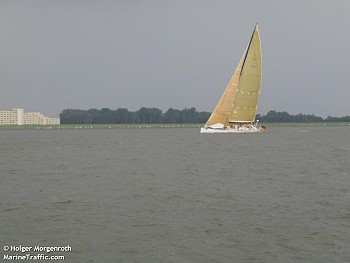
115;108;131;123
164;108;181;123
87;108;101;124
180;107;196;123
60;109;92;124
60;107;348;124
137;107;163;124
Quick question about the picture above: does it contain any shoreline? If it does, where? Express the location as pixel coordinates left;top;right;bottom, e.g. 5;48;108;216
0;122;350;130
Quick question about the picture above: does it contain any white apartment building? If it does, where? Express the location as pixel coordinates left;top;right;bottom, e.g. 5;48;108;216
24;112;60;125
0;108;60;125
0;108;24;125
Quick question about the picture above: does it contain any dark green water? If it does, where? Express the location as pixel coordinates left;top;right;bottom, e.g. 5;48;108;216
1;127;349;262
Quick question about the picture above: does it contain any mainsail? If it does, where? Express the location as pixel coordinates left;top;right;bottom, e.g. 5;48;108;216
205;24;262;127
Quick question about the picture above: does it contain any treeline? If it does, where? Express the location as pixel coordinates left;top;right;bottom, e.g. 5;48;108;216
256;110;350;123
59;107;210;124
59;108;350;124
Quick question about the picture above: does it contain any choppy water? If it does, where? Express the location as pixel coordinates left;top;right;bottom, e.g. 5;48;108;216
1;127;349;263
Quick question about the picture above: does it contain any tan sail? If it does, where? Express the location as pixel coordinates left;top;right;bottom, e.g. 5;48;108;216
231;25;261;122
205;56;244;127
205;24;262;127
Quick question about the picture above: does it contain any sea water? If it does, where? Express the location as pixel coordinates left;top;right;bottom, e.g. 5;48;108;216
1;127;349;262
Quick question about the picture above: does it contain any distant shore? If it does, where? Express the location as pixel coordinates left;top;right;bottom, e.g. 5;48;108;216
0;122;350;130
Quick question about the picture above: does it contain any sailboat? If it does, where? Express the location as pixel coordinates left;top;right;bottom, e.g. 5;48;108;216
200;24;265;133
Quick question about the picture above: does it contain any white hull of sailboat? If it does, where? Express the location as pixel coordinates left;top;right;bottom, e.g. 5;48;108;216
200;125;264;134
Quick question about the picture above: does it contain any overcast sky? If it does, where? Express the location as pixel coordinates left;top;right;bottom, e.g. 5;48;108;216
1;0;349;117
